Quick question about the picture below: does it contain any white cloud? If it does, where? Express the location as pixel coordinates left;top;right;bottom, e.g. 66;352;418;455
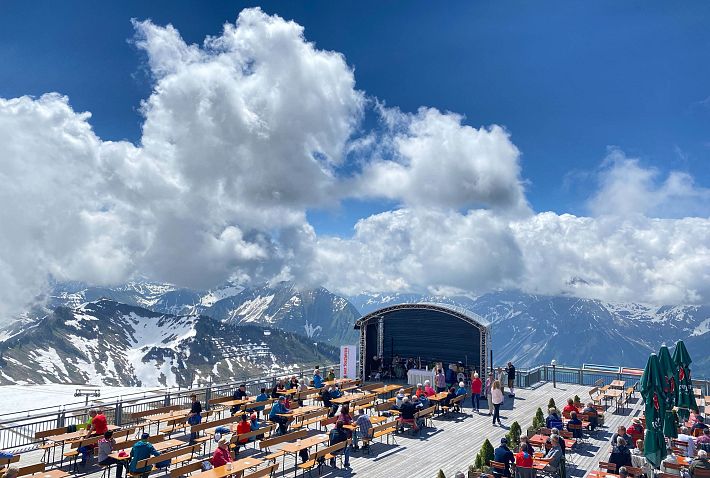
588;148;710;218
315;209;710;305
353;106;530;213
1;8;710;323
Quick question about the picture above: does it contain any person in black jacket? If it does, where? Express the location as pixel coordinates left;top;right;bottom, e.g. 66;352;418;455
505;362;516;397
493;437;514;477
321;387;335;417
397;397;420;433
609;437;632;470
328;421;350;468
231;384;248;415
187;394;202;443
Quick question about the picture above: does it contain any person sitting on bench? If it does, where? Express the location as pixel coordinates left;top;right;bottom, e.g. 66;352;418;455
268;397;292;435
397;397;420;433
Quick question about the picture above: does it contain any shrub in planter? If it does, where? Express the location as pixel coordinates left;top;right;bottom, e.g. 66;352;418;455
437;471;446;478
547;398;556;410
507;421;522;450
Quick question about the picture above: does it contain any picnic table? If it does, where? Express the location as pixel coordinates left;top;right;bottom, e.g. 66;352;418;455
427;392;450;413
280;434;329;477
371;384;401;398
603;388;623;408
588;471;620;478
48;425;120;444
190;457;264;478
108;438;185;460
609;380;626;389
20;470;70;478
143;409;190;425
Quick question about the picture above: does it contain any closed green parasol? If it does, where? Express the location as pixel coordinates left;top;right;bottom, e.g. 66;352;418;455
640;353;666;468
672;340;698;422
658;345;678;438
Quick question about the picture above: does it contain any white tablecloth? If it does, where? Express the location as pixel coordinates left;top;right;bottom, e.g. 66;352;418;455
407;369;436;386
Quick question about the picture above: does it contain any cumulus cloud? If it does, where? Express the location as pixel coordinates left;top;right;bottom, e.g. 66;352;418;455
588;148;710;218
1;8;710;323
353;106;529;213
315;209;710;305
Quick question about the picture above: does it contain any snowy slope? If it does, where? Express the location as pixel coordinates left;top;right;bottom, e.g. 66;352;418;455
0;300;338;387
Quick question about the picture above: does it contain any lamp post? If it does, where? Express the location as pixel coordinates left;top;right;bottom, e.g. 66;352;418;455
551;360;557;388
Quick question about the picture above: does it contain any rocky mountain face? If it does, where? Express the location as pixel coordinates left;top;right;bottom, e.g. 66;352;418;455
46;280;359;345
350;290;710;376
0;299;337;387
4;280;708;386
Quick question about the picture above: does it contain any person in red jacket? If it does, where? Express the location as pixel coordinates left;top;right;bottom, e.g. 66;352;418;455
562;398;579;415
471;372;483;413
515;448;534;468
211;438;232;468
234;414;252;455
626;418;644;446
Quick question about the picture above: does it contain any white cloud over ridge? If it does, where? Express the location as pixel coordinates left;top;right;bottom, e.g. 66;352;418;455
0;8;709;321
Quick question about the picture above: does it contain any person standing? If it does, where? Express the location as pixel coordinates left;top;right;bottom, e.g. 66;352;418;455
485;372;494;416
187;394;202;443
435;369;447;393
505;362;516;397
491;380;504;426
471;372;482;413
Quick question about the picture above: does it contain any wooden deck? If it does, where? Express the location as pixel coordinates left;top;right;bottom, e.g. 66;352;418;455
304;381;644;478
18;381;644;478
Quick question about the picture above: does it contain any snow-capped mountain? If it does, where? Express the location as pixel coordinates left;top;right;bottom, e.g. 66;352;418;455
350;290;710;375
46;281;358;345
0;299;337;387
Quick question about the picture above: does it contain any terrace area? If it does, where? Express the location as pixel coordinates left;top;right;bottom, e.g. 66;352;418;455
0;364;707;478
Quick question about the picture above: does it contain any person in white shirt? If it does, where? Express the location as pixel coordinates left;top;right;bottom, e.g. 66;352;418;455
678;426;696;457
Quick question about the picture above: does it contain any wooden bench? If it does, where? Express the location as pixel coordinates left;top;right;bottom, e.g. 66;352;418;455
17;463;45;477
298;439;350;475
258;428;308;461
131;444;202;477
242;463;278;478
373;402;395;416
415;405;437;428
65;435;102;470
588;387;603;406
441;394;466;415
290;409;328;430
361;421;397;450
168;460;205;478
230;424;276;452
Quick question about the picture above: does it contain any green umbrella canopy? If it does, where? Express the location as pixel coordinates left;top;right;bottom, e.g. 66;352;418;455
658;345;678;438
641;353;667;468
672;340;698;421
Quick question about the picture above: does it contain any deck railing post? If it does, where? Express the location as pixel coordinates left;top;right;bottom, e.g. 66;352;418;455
164;390;171;407
115;401;122;426
205;385;212;411
578;369;583;385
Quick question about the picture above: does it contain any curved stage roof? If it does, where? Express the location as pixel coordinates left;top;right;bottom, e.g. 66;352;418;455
354;301;490;330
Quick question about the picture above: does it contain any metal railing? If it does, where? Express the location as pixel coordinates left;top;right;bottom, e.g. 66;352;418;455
498;363;709;396
0;363;339;452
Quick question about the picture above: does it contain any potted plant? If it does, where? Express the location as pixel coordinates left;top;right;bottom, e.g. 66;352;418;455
507;421;522;451
573;395;582;408
437;471;446;478
547;397;556;410
527;407;545;437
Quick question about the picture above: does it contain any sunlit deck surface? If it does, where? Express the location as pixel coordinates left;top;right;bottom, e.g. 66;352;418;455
17;381;644;478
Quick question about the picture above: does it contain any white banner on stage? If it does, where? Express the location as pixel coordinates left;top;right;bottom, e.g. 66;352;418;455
340;345;357;379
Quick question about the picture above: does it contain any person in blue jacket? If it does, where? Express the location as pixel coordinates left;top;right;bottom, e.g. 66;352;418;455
313;370;323;389
268;397;292;435
129;433;160;476
493;437;515;477
248;388;270;418
546;407;563;430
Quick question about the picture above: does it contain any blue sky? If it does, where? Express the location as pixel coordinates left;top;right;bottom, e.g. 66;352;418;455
2;1;709;235
2;2;710;309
